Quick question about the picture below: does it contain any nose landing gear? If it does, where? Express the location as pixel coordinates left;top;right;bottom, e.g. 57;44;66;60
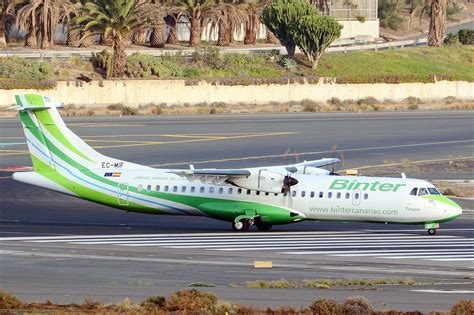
424;222;440;236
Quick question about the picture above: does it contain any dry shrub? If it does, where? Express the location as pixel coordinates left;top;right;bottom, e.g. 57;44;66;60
327;97;342;105
0;289;23;309
343;296;374;315
450;299;474;315
309;298;343;315
140;296;166;310
357;97;378;106
165;289;218;313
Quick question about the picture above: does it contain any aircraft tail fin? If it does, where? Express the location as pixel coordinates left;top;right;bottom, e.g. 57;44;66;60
13;94;131;173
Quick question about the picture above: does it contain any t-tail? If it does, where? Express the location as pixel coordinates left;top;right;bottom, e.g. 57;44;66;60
11;94;147;205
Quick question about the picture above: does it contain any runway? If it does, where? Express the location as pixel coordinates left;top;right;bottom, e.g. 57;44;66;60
0;111;473;311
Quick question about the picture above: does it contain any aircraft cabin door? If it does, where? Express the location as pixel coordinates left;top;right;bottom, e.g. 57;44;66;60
118;183;129;206
352;189;361;206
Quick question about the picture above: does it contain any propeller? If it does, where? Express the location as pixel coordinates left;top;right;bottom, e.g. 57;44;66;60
329;144;342;175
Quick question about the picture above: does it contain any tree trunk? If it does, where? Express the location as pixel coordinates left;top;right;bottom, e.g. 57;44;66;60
25;30;37;47
228;20;234;44
150;22;165;48
266;30;278;44
0;15;5;45
132;28;146;45
216;19;228;46
79;31;95;47
112;37;126;78
428;0;446;47
285;43;296;57
244;15;257;45
66;29;80;47
165;15;178;44
189;16;201;47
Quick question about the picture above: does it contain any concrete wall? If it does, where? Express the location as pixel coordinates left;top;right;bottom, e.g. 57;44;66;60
339;20;379;39
0;80;472;107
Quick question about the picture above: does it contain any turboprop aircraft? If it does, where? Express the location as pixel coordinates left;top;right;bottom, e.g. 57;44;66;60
9;94;462;235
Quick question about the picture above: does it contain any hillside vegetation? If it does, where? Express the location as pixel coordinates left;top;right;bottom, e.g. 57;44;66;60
0;46;472;90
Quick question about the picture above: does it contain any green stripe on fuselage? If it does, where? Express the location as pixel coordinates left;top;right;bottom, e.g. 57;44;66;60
422;195;461;209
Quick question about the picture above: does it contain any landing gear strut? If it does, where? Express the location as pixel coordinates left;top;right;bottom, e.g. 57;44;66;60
232;219;250;232
427;228;437;236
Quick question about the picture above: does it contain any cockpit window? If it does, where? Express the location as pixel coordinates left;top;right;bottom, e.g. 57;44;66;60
428;188;441;195
418;188;428;196
410;188;418;196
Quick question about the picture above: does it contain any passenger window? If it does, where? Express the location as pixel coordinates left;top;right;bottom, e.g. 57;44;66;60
218;187;224;194
301;191;306;197
191;186;195;193
209;187;214;193
200;187;205;193
228;188;233;194
364;193;368;200
319;192;323;198
328;192;332;199
247;190;251;195
137;184;143;191
292;190;297;197
237;188;242;194
354;193;359;199
181;186;186;193
265;192;269;196
147;185;152;192
164;185;169;192
418;188;428;196
274;193;278;196
283;191;288;197
310;191;315;198
173;186;177;192
156;185;160;192
336;192;341;199
345;192;350;199
410;188;418;196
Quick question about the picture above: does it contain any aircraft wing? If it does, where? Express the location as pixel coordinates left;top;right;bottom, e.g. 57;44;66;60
169;169;251;184
282;158;341;173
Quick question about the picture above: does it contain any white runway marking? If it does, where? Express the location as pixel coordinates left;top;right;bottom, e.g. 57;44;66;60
411;290;474;294
1;231;472;264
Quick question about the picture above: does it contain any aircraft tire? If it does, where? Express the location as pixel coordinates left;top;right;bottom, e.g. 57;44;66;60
427;228;437;236
232;219;250;232
255;221;272;231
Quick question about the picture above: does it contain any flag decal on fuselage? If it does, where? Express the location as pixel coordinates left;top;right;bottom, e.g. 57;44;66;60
104;172;121;177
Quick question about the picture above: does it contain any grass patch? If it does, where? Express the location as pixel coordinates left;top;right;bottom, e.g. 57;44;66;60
187;282;217;287
314;46;474;83
244;278;414;289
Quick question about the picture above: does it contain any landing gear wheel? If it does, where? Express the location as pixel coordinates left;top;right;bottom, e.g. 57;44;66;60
232;219;250;232
427;228;437;236
255;221;273;231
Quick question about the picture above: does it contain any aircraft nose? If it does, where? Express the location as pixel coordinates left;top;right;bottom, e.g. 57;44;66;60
446;197;462;217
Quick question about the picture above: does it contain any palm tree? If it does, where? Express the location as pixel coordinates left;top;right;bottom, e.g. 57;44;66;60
15;0;76;48
165;14;178;44
76;0;158;77
148;0;172;48
427;0;447;47
211;0;246;46
0;0;6;44
175;0;216;47
242;0;267;45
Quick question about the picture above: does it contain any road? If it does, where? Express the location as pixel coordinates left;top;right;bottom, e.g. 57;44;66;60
0;112;473;311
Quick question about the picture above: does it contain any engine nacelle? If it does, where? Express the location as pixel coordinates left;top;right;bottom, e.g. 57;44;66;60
231;170;287;194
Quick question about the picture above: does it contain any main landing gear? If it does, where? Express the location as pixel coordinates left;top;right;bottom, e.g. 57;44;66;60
232;217;273;232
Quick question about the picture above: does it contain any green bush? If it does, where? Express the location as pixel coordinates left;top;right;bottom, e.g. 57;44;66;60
0;57;54;82
446;3;463;20
90;50;113;79
444;33;460;46
125;54;185;78
458;29;474;45
277;56;297;70
378;0;404;30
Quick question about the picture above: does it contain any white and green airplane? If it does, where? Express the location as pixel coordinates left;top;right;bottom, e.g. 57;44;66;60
10;94;462;235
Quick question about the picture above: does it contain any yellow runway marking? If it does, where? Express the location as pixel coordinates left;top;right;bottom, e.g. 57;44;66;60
93;132;298;149
69;123;144;128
